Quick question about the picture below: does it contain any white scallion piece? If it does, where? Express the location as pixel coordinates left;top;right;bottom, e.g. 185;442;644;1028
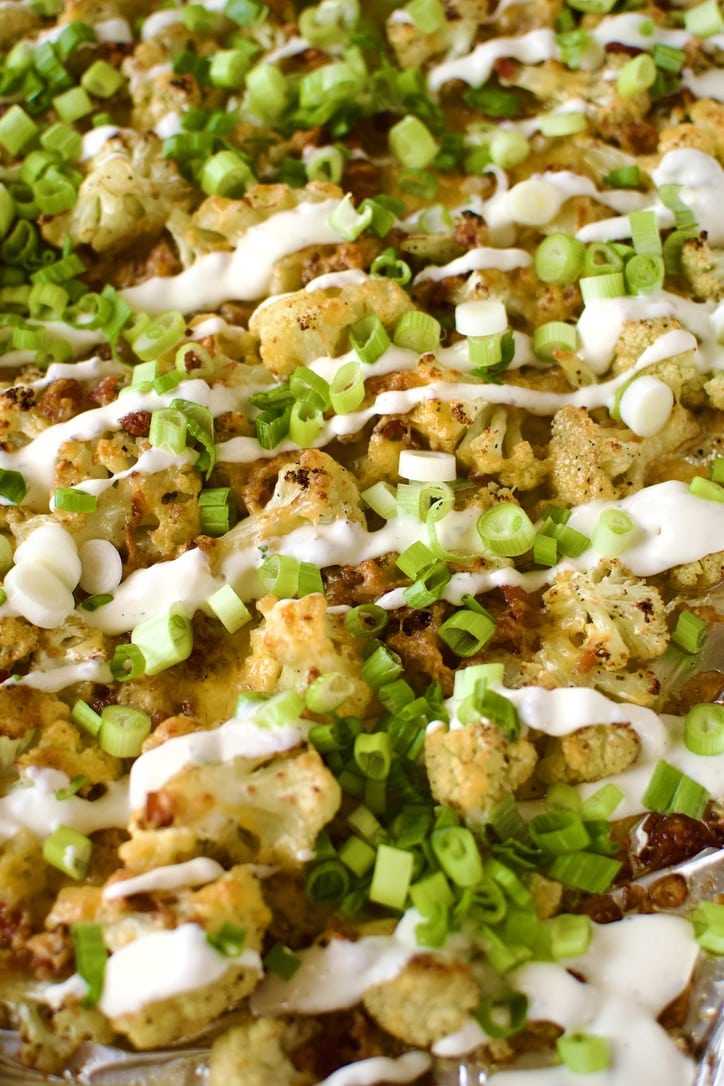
4;563;76;629
618;375;674;437
398;450;457;482
455;299;507;337
13;523;81;590
79;539;123;595
505;179;564;226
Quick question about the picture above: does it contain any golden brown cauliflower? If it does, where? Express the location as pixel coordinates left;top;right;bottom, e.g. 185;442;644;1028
682;236;724;301
362;956;480;1047
456;403;549;490
130;746;341;869
249;279;413;378
209;1017;315;1086
41;132;193;253
536;723;641;785
548;406;640;505
424;722;537;821
240;594;373;716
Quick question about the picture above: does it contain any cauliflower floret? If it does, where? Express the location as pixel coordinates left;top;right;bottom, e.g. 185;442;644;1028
129;746;341;869
536;723;641;785
219;449;365;557
424;722;537;821
682;235;724;301
209;1018;314;1086
548;406;640;504
249;279;413;377
240;594;372;716
538;562;669;671
456;403;549;490
18;717;121;788
0;1;37;48
0;617;39;673
41;132;193;253
667;550;724;591
362;956;480;1047
0;830;47;912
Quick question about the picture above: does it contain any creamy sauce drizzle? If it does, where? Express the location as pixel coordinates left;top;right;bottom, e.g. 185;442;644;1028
98;923;261;1018
102;857;226;900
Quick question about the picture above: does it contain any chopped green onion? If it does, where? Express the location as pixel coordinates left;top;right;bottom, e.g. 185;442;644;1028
431;826;484;887
580;783;624;820
604;165;641;188
629;210;662;255
684;0;724;37
533;532;557;567
131;605;193;675
475;991;528;1039
489;130;529;169
263;942;302;979
439;609;495;657
201;151;256;198
539;111;587;137
369;844;414;910
689;476;724;503
328;193;373;241
71;700;102;737
306;145;345;184
306;858;350;906
253;689;304;729
477;502;535;557
129;310;185;361
346;604;388;638
109;643;146;682
683;703;724;756
580;271;625;302
70;922;107;1008
403;559;451;608
389;114;439;169
81;59;124;98
43;825;92;880
584;242;624;277
361;643;402;689
0;469;27;505
370;248;412;286
0;106;38;157
206;923;247;956
691;901;724;955
557;1032;611;1073
591;508;636;557
149;407;188;455
392;310;441;353
289;400;324;446
207;585;251;634
354;732;392;780
530;809;590;853
349;314;390;364
53;487;97;513
330;360;364;413
258;554;300;597
290;365;330;411
199;487;238;537
547;852;621;894
617;53;656;97
711;456;724;484
362;481;398;520
532;321;578;362
534;233;585;284
55;774;88;801
672;609;707;654
305;672;355;713
642;759;709;818
625;252;665;294
338;835;376;876
53;86;93;123
98;704;152;758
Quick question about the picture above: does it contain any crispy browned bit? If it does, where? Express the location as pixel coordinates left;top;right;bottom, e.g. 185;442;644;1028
38;379;85;423
119;410;152;437
145;790;175;829
639;813;723;873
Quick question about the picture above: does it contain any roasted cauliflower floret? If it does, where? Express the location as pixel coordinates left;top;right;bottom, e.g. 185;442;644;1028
536;723;641;785
362;956;480;1047
424;722;537;821
682;235;724;301
538;561;669;671
130;746;341;869
209;1017;314;1086
0;830;47;912
219;449;365;556
17;717;121;787
41;132;193;253
456;403;549;490
548;406;639;504
240;594;372;716
249;279;413;377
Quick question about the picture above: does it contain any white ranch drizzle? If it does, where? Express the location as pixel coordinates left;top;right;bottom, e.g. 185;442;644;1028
413;246;532;283
120;200;344;313
128;712;309;812
681;68;724;101
3;660;112;692
251;910;424;1015
427;28;558;91
0;778;129;843
98;923;262;1018
102;857;225;900
315;1052;431;1086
